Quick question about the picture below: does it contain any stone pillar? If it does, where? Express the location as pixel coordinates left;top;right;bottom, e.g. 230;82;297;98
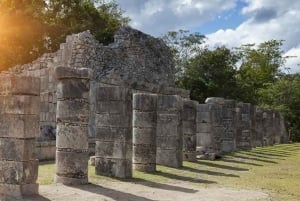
205;98;236;153
0;74;40;200
55;67;91;185
221;99;237;152
273;111;281;144
196;103;223;159
236;103;252;150
182;100;197;162
94;86;132;178
254;107;264;147
156;95;183;168
279;115;289;143
262;109;274;146
132;93;157;172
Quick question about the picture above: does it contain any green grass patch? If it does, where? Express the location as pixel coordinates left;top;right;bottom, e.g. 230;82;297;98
38;143;300;201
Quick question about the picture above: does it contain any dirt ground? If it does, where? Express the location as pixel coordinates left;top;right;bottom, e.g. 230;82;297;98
24;180;269;201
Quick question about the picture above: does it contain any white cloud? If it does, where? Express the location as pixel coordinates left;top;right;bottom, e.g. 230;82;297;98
206;0;300;72
116;0;236;36
115;0;300;72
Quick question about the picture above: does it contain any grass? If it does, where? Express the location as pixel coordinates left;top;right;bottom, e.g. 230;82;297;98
38;143;300;201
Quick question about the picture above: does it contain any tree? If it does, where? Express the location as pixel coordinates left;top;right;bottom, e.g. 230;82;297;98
161;30;205;81
0;0;129;71
0;0;48;70
178;46;239;102
258;74;300;141
235;40;286;104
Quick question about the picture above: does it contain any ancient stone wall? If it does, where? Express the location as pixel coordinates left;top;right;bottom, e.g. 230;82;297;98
0;73;40;200
8;26;178;160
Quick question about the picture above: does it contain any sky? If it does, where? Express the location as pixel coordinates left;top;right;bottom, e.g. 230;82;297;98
115;0;300;73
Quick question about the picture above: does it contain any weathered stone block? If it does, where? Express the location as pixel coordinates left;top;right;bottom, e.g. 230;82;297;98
0;75;40;96
0;139;35;161
94;157;132;178
55;66;91;80
95;113;130;128
56;100;89;123
132;111;156;128
0;114;39;138
196;123;211;133
55;151;88;184
56;123;89;150
157;95;182;111
95;87;130;101
156;149;182;168
95;141;132;159
95;127;131;142
182;121;196;134
96;101;126;114
0;95;40;115
157;113;180;137
156;135;182;150
133;128;156;145
56;79;90;99
133;93;157;111
0;160;38;184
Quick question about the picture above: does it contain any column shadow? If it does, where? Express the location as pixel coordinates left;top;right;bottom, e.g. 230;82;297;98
22;195;51;201
221;158;263;166
180;166;240;178
238;152;285;160
146;170;217;184
127;177;198;193
192;160;249;171
72;183;157;201
231;154;278;164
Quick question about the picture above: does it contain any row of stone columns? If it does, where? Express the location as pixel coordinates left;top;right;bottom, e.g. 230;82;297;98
196;97;288;158
1;68;289;200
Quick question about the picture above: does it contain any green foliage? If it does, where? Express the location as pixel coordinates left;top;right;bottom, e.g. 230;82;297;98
258;75;300;141
235;40;286;104
161;30;205;81
0;0;129;71
164;30;299;140
177;46;239;102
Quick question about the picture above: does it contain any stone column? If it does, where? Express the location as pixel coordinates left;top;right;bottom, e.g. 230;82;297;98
132;93;157;172
0;74;40;200
221;99;237;152
254;107;264;147
182;100;197;162
205;98;236;153
273;111;281;144
262;109;274;146
55;67;91;185
95;86;132;178
236;102;252;150
279;115;289;143
197;101;223;159
156;95;183;168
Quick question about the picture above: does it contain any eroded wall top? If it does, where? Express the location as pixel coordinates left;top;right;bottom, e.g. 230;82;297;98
9;26;175;87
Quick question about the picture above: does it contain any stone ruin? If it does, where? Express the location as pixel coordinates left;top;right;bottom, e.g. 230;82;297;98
0;26;289;200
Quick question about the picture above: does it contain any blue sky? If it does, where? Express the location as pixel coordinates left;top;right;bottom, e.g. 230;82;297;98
115;0;300;73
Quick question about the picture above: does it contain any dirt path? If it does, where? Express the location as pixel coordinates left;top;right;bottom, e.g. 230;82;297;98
24;181;269;201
